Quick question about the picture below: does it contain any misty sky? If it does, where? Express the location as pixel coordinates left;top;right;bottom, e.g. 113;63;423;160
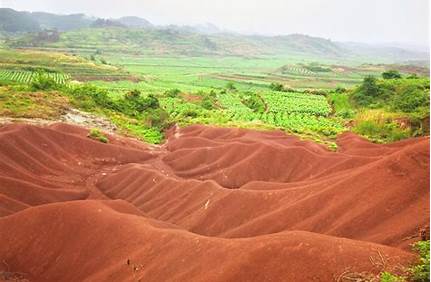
2;0;429;46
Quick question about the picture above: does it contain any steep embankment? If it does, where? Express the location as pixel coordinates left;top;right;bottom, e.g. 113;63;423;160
0;123;428;281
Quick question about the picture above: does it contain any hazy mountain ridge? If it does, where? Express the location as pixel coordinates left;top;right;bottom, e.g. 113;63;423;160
0;8;428;63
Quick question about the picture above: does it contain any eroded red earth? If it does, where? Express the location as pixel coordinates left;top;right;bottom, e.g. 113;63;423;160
0;123;429;281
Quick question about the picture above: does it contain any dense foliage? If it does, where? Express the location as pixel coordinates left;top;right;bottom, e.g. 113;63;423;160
352;76;430;116
382;70;402;80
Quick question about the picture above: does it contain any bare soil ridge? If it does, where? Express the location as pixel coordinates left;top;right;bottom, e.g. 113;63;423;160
0;123;429;281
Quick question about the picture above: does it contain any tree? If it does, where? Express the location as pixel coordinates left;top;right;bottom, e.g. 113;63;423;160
352;76;382;106
226;82;236;91
164;88;181;98
393;86;429;113
269;82;284;92
361;76;381;97
125;89;141;100
382;70;402;79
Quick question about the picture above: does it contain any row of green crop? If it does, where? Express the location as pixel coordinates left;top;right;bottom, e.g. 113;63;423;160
160;93;344;137
227;111;343;136
282;66;315;76
262;91;331;116
218;91;331;116
0;70;70;84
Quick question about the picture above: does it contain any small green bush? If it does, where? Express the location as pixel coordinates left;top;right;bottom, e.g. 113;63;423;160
31;73;59;91
354;120;410;142
379;240;429;282
88;128;108;143
336;109;355;119
68;85;114;110
240;91;265;113
380;272;405;282
392;86;429;113
164;88;181;98
382;70;402;80
180;109;199;118
409;241;430;282
352;76;382;106
226;81;236;91
335;87;347;93
121;90;160;116
143;108;169;128
269;82;284;92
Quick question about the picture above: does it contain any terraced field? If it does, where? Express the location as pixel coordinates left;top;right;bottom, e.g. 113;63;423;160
0;70;70;84
281;65;315;76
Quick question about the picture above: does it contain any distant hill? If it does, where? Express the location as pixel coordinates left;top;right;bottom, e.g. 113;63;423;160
91;19;125;28
30;12;93;31
0;8;428;63
116;16;152;28
0;8;40;33
0;8;150;31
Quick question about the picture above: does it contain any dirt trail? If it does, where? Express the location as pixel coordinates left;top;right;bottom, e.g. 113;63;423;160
0;123;428;281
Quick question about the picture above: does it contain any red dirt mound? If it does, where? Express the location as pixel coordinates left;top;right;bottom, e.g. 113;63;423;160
0;123;429;281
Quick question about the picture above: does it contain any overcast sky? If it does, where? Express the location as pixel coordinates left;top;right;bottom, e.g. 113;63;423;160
2;0;429;46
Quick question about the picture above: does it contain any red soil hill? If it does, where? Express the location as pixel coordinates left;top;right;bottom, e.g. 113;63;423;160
0;123;428;281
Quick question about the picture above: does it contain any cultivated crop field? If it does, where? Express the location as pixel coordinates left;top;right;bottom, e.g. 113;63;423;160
0;47;427;146
215;90;343;137
0;70;70;84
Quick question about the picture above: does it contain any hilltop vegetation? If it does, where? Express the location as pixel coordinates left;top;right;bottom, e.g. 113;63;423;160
329;71;430;142
6;26;427;61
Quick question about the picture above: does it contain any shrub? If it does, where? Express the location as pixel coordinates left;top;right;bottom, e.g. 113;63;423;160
309;89;328;96
143;108;169;128
68;85;114;110
354;120;410;142
379;240;430;282
180;109;199;118
392;86;429;113
123;90;160;115
336;109;355;119
141;127;164;144
240;91;265;113
352;76;382;106
382;70;402;79
409;241;430;282
88;128;108;143
269;82;284;92
380;272;405;282
201;96;214;110
30;73;59;91
164;88;181;98
226;81;236;91
335;87;347;93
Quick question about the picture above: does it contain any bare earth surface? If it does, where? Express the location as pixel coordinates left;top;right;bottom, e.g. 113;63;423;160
0;123;429;281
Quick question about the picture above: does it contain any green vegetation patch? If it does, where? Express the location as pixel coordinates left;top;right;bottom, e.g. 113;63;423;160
0;86;69;119
88;128;109;143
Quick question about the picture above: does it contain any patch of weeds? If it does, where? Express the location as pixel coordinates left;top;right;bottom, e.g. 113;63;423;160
409;241;430;282
88;128;109;143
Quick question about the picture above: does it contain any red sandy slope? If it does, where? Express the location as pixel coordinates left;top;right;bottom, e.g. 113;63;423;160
0;123;429;281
